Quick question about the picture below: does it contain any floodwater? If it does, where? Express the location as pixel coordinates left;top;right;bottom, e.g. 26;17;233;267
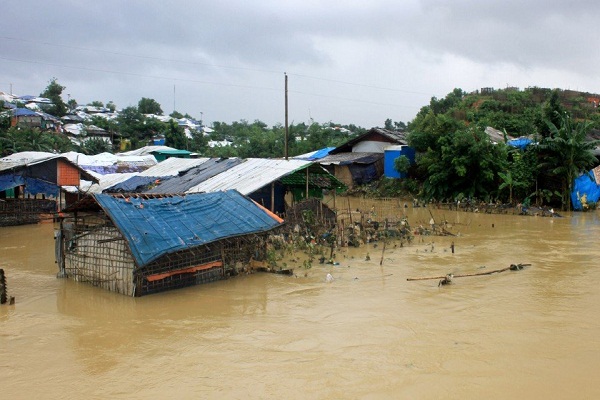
1;201;600;399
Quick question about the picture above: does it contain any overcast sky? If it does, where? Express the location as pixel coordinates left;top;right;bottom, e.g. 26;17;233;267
2;1;599;128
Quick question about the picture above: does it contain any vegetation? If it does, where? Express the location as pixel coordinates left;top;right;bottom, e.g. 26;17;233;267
2;79;599;210
405;87;600;209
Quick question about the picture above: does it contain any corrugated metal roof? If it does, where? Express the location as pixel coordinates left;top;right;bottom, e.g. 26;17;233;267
148;158;243;194
93;190;283;267
118;145;177;156
0;152;99;182
186;158;312;195
138;157;210;177
317;152;383;165
0;151;60;172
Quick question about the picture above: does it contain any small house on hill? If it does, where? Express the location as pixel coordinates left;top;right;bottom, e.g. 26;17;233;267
56;190;284;296
317;128;409;187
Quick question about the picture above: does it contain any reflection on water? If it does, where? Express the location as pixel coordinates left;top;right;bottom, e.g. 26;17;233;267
1;204;600;399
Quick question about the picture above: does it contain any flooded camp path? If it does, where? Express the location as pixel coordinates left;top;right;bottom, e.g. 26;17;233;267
2;200;600;399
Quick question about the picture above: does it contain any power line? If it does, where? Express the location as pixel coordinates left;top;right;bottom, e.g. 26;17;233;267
0;56;280;92
0;56;420;109
0;35;433;97
0;36;282;75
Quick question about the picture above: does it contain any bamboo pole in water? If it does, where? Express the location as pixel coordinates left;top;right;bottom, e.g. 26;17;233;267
406;264;531;281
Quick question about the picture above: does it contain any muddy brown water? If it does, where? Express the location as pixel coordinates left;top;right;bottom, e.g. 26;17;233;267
1;201;600;399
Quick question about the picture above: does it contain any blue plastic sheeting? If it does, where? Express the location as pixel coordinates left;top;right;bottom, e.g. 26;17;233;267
308;147;335;160
571;171;600;210
507;137;532;149
24;177;60;197
0;174;25;192
110;176;162;192
12;108;39;117
93;190;282;267
349;164;379;185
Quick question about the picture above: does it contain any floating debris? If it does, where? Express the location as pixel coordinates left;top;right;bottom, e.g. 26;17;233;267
407;263;531;283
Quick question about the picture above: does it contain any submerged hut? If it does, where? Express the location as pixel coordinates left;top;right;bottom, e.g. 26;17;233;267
56;190;284;296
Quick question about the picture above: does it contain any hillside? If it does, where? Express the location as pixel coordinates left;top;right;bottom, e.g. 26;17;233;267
410;86;600;139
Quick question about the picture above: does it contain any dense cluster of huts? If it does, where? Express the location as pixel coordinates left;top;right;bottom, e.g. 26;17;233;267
1;128;416;296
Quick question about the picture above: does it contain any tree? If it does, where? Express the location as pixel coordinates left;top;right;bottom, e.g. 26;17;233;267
393;155;411;176
40;78;68;117
538;112;599;211
540;90;565;138
138;97;163;115
80;138;112;155
417;128;508;202
164;120;187;149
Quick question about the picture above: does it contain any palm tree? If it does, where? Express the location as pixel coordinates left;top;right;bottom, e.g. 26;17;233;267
538;112;599;211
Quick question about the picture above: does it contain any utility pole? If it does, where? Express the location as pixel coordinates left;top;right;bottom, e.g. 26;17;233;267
284;73;289;160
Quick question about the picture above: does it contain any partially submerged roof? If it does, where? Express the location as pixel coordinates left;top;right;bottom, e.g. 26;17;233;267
92;190;283;266
186;158;313;195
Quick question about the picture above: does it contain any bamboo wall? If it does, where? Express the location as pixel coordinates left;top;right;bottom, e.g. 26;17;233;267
64;224;136;296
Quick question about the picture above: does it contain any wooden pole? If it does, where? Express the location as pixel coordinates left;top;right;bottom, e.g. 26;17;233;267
305;167;309;199
407;264;531;281
379;218;388;266
284;73;289;161
270;182;275;212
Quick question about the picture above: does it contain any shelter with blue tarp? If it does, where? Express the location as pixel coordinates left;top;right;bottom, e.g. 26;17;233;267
571;170;600;210
0;152;98;225
57;190;284;296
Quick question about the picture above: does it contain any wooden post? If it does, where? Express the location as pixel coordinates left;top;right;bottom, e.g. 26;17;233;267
284;73;289;160
305;167;309;199
271;182;275;212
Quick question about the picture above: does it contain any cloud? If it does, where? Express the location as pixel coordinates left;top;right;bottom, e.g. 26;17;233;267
1;1;598;128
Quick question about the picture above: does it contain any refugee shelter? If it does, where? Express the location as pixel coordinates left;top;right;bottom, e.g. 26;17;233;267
317;128;410;187
56;190;284;296
571;166;600;210
0;152;97;225
184;158;344;213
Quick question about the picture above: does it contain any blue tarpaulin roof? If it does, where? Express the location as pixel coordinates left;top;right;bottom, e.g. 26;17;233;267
308;147;335;160
507;137;533;149
93;190;282;267
571;171;600;210
12;108;39;117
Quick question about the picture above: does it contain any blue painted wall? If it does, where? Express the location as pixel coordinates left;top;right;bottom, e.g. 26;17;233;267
384;145;416;178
